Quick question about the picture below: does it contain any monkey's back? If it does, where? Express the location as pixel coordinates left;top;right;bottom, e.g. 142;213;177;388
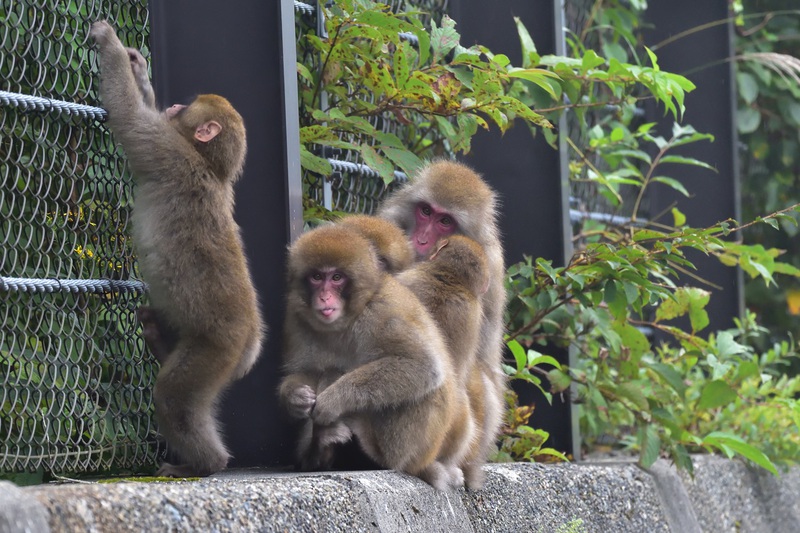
132;170;261;346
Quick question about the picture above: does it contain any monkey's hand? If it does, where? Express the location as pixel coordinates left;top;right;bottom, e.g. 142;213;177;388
310;388;344;426
125;47;156;108
90;21;120;49
286;384;317;420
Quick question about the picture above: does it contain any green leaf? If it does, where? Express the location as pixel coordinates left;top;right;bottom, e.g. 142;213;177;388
581;49;605;72
616;382;649;411
547;368;572;394
430;16;459;64
640;425;661;469
514;16;537;68
672;207;686;227
737;72;759;104
651;176;690;197
535;447;570;462
528;353;562;370
645;46;660;70
715;331;747;358
507;339;527;372
359;144;396;184
380;146;424;177
507;68;560;99
737;107;761;134
300;147;333;176
646;362;688;398
702;432;778;475
613;322;650;362
697;380;737;410
659;155;717;172
394;42;411;90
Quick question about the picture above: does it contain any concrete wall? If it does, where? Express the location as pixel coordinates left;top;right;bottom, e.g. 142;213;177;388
2;457;798;532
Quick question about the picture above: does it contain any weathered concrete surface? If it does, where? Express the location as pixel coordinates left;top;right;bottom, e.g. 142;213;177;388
460;462;668;532
681;455;800;533
2;457;799;533
0;481;50;533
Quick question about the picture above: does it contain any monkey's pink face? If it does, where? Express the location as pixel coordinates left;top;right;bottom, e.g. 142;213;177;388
413;202;457;259
308;268;347;324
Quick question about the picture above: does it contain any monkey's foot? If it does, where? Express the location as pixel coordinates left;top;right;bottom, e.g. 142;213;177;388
156;462;211;478
414;461;451;491
463;463;486;490
444;464;465;489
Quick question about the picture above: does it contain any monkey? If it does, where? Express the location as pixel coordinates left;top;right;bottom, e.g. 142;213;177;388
379;159;507;488
91;21;265;477
395;235;492;488
136;307;176;364
337;214;414;273
279;225;473;489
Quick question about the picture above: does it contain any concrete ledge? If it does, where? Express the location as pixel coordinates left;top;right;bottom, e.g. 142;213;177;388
2;457;798;532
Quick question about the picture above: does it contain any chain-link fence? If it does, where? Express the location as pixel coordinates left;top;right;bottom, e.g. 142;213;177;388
295;0;449;216
0;1;161;475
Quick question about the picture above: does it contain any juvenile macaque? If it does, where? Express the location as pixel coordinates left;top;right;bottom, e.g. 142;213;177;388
380;160;506;488
91;21;265;477
338;215;414;272
279;225;471;489
397;235;491;488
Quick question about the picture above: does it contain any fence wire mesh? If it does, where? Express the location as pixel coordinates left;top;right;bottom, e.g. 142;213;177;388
296;0;449;216
0;1;161;475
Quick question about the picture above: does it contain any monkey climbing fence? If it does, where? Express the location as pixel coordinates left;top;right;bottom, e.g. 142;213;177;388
0;1;159;475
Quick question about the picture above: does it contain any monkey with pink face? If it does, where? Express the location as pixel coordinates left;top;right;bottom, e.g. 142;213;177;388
379;160;506;488
279;225;473;490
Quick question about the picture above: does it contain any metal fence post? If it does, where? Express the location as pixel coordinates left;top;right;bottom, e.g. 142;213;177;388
148;0;302;467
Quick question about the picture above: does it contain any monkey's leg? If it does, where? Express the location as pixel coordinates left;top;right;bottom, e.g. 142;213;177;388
153;339;235;477
137;307;177;363
299;422;352;471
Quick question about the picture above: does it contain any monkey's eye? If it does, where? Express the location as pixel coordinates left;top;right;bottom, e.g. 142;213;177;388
419;204;432;217
310;272;323;282
439;216;453;227
331;272;344;282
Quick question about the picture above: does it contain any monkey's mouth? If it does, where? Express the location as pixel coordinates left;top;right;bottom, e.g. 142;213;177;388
317;307;339;321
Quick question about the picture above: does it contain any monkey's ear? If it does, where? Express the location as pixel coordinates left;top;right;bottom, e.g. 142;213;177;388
194;121;222;143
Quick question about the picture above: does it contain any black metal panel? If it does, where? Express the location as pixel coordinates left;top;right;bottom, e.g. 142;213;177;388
149;0;301;467
644;0;744;333
449;0;576;456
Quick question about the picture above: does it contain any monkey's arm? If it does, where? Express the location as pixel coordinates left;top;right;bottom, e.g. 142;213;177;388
312;351;444;426
91;22;151;125
125;47;156;109
91;21;184;168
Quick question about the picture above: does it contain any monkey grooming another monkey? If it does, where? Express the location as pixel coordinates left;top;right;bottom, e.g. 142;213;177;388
397;235;491;489
91;21;265;477
279;225;472;490
379;160;506;488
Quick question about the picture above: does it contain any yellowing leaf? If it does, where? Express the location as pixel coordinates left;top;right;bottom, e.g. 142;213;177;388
787;289;800;315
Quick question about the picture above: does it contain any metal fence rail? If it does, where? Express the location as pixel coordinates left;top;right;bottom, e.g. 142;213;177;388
0;1;160;475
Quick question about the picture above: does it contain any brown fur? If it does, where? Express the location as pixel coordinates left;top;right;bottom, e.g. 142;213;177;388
279;226;469;489
91;21;265;477
379;160;507;488
338;215;414;272
397;235;489;488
